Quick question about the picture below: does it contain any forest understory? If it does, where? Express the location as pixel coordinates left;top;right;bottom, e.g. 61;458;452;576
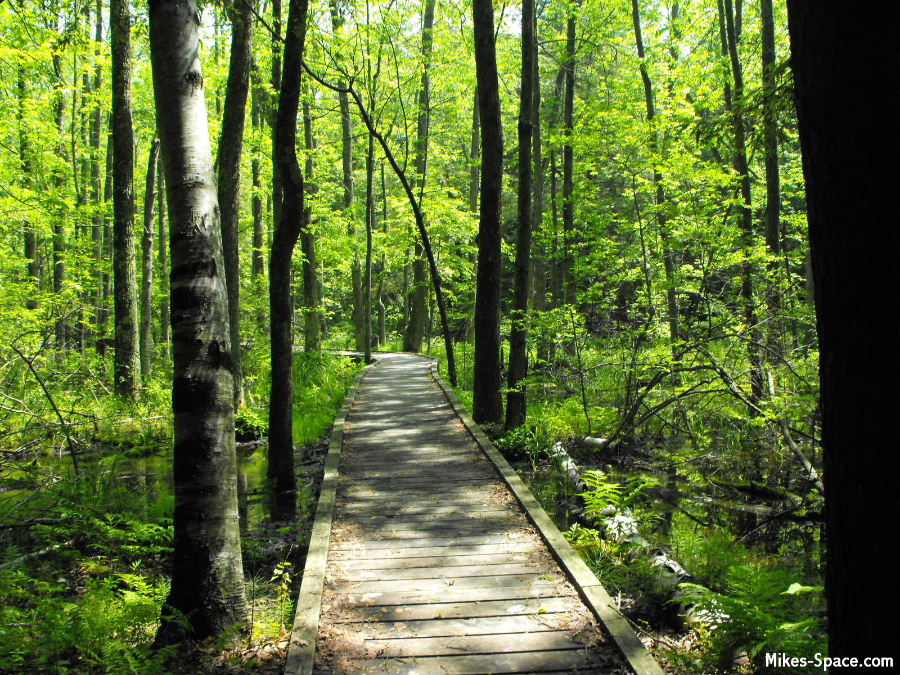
0;0;896;672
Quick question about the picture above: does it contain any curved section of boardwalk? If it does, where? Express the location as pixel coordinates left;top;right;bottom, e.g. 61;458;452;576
296;353;656;675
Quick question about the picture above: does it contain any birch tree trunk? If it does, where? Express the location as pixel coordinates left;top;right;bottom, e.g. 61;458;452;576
149;0;248;642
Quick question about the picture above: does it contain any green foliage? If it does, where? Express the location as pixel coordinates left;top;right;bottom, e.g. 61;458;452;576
676;567;826;673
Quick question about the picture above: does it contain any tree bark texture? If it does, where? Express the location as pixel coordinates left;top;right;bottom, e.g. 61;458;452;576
268;0;309;522
140;138;160;379
111;0;140;398
505;0;535;429
472;0;503;424
157;167;170;358
149;0;248;642
786;2;899;668
217;0;255;408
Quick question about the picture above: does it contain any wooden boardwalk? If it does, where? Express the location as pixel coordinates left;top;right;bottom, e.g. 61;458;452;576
286;353;663;675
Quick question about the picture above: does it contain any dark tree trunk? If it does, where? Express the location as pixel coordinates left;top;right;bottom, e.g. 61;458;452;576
301;89;321;352
403;0;437;354
561;6;576;305
149;0;248;643
90;0;104;337
111;0;140;398
505;0;535;429
140;138;160;379
786;2;900;669
251;67;266;279
364;134;374;363
721;0;764;404
217;0;254;408
157;167;170;358
51;46;68;346
632;0;681;344
760;0;782;351
17;62;39;310
472;0;503;424
268;0;309;522
328;0;364;352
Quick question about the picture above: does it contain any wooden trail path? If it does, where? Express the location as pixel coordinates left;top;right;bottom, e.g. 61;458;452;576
285;353;663;675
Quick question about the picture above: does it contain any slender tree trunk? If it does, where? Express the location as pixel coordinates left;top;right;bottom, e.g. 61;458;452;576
377;162;387;346
301;88;321;352
561;6;577;306
149;0;248;643
761;0;782;353
217;0;254;408
140;138;160;379
17;61;39;310
786;2;899;669
328;0;364;352
51;45;68;346
90;0;104;337
472;0;503;423
402;0;437;356
506;0;535;429
111;0;140;398
268;0;309;521
364;133;374;362
157;167;170;358
721;0;763;404
251;69;265;278
632;0;681;344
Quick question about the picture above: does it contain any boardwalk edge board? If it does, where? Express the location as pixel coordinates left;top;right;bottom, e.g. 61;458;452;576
429;360;666;675
284;362;372;675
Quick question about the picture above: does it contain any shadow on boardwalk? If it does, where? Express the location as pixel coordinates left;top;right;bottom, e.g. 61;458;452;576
293;353;658;675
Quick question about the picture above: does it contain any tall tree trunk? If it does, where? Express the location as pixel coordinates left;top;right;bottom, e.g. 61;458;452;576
506;0;535;429
217;0;254;408
760;0;782;352
157;167;170;358
90;0;104;337
111;0;140;398
377;162;387;346
561;5;577;305
632;0;681;344
17;59;38;311
721;0;763;404
149;0;248;643
328;0;364;352
402;0;437;355
51;43;68;346
364;134;374;363
268;0;310;521
301;88;321;351
140;138;160;379
472;0;503;424
251;68;266;278
786;3;899;669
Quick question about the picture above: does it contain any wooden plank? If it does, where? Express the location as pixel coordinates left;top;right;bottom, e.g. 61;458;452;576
339;504;511;518
331;597;574;623
332;649;598;674
341;583;565;606
335;562;546;581
362;630;584;658
329;542;538;560
333;573;562;595
339;613;567;639
332;551;540;570
330;533;527;550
